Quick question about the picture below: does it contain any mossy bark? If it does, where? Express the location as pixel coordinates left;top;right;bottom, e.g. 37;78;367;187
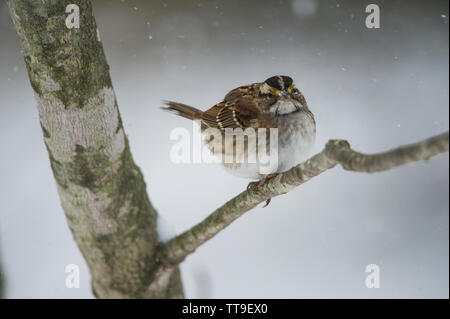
7;0;184;298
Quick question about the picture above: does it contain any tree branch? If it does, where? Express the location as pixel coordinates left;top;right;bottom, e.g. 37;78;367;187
7;0;183;298
157;132;449;267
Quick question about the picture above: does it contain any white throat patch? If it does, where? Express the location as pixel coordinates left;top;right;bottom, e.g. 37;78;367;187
270;100;299;115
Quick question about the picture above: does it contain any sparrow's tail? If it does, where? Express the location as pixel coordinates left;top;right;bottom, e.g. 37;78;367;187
161;100;203;120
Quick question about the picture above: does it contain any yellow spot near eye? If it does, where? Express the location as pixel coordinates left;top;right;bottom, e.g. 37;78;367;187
287;86;293;93
270;88;281;95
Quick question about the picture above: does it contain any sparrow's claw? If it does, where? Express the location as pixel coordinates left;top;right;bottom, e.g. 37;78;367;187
246;173;279;207
262;198;272;208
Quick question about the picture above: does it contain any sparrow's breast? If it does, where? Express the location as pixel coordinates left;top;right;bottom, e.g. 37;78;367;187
275;110;316;172
203;108;316;179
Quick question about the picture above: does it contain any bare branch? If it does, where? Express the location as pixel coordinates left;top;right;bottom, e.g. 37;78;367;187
158;132;449;267
325;132;449;172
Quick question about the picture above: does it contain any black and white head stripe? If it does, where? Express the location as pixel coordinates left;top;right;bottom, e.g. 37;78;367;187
264;75;293;91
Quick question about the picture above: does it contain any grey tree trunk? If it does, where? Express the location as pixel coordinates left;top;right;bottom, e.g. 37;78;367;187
6;0;183;298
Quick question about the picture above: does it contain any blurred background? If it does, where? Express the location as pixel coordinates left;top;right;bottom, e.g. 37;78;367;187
0;0;448;298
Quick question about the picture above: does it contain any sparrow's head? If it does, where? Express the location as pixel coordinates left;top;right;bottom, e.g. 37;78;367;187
259;75;307;115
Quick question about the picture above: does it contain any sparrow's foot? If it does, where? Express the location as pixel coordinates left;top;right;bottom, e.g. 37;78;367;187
262;198;272;208
246;173;279;207
246;173;278;191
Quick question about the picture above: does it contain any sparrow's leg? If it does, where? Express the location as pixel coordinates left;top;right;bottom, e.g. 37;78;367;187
246;173;279;207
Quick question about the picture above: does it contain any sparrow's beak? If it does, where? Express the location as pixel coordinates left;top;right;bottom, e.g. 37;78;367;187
280;91;290;99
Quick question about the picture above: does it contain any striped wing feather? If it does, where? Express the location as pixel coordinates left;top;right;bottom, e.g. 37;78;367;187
201;98;261;131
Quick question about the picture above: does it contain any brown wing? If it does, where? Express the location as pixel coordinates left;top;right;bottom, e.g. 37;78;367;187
223;83;260;102
201;97;265;131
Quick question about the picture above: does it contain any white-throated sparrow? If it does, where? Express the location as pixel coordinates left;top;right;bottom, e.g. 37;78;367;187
162;75;316;191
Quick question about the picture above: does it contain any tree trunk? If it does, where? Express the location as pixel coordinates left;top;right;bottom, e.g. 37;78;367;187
6;0;183;298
